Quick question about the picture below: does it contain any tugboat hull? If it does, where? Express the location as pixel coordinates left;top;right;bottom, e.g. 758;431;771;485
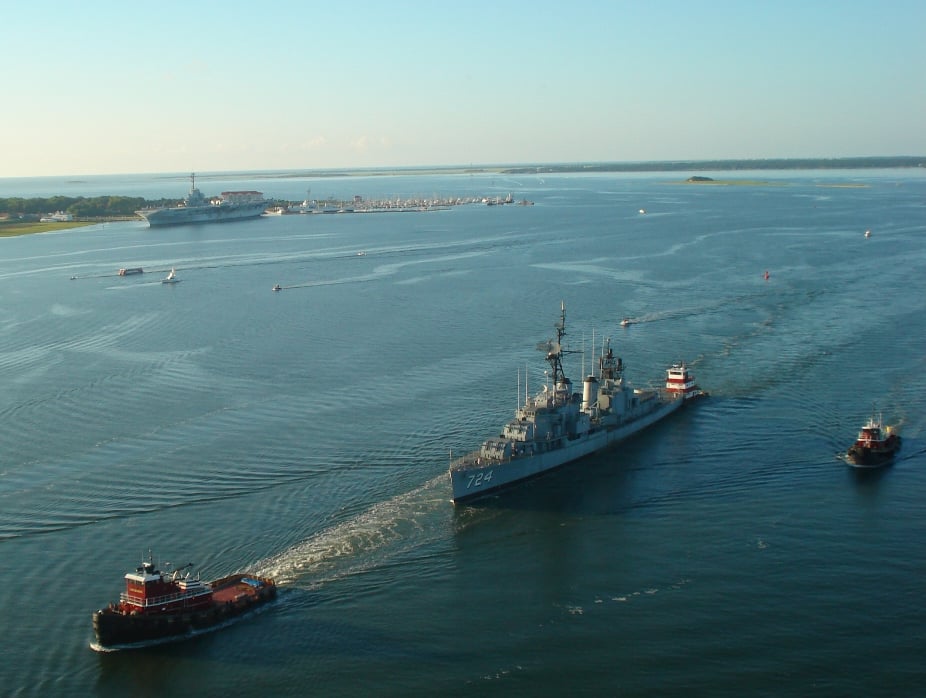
846;438;901;468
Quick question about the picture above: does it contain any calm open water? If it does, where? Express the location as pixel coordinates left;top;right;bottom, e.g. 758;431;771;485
1;169;925;697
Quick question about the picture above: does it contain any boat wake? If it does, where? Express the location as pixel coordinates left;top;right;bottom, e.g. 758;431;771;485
281;250;488;291
255;475;449;586
619;290;774;328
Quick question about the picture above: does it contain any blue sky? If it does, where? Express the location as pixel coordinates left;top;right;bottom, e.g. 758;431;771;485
3;0;924;177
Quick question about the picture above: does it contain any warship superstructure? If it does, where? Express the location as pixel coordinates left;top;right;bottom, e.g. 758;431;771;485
449;303;701;502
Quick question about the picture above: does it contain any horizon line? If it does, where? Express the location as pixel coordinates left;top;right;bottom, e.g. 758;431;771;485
3;155;925;181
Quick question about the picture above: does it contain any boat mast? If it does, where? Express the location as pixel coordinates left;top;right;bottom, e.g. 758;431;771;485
547;301;567;386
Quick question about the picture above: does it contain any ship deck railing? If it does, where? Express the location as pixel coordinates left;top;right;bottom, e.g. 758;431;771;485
450;450;509;472
450;439;556;472
451;398;683;473
120;588;210;608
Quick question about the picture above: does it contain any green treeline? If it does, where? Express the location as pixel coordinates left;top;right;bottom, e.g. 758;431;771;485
0;196;175;218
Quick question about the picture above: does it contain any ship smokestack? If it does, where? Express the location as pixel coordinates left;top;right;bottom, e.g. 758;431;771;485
582;375;598;410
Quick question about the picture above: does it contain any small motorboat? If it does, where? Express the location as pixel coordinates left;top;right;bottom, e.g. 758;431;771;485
846;413;901;467
620;318;632;328
272;284;282;292
865;229;871;238
162;268;180;284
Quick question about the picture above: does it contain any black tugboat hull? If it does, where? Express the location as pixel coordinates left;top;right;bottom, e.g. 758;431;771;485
91;574;276;650
846;438;901;468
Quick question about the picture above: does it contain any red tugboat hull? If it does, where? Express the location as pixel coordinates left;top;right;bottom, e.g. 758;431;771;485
92;570;276;651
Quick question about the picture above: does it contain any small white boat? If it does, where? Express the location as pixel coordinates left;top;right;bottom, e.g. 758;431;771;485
620;317;632;327
162;268;180;284
272;284;282;292
865;229;871;238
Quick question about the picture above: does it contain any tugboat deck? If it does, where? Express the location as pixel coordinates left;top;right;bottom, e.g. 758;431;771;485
211;575;272;605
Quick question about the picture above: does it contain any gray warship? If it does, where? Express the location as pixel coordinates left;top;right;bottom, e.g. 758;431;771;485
449;303;702;503
136;173;267;227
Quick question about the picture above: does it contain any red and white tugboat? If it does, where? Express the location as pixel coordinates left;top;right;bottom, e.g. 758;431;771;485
91;552;276;651
846;413;901;468
665;362;703;401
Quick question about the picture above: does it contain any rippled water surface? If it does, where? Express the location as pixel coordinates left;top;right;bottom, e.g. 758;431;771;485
2;169;925;696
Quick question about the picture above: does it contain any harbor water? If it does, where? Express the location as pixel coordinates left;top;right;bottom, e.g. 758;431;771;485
1;168;925;696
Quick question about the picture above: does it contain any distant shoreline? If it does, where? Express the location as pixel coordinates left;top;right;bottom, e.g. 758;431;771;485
1;156;923;184
249;156;924;180
500;155;924;174
0;220;98;237
2;156;921;237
